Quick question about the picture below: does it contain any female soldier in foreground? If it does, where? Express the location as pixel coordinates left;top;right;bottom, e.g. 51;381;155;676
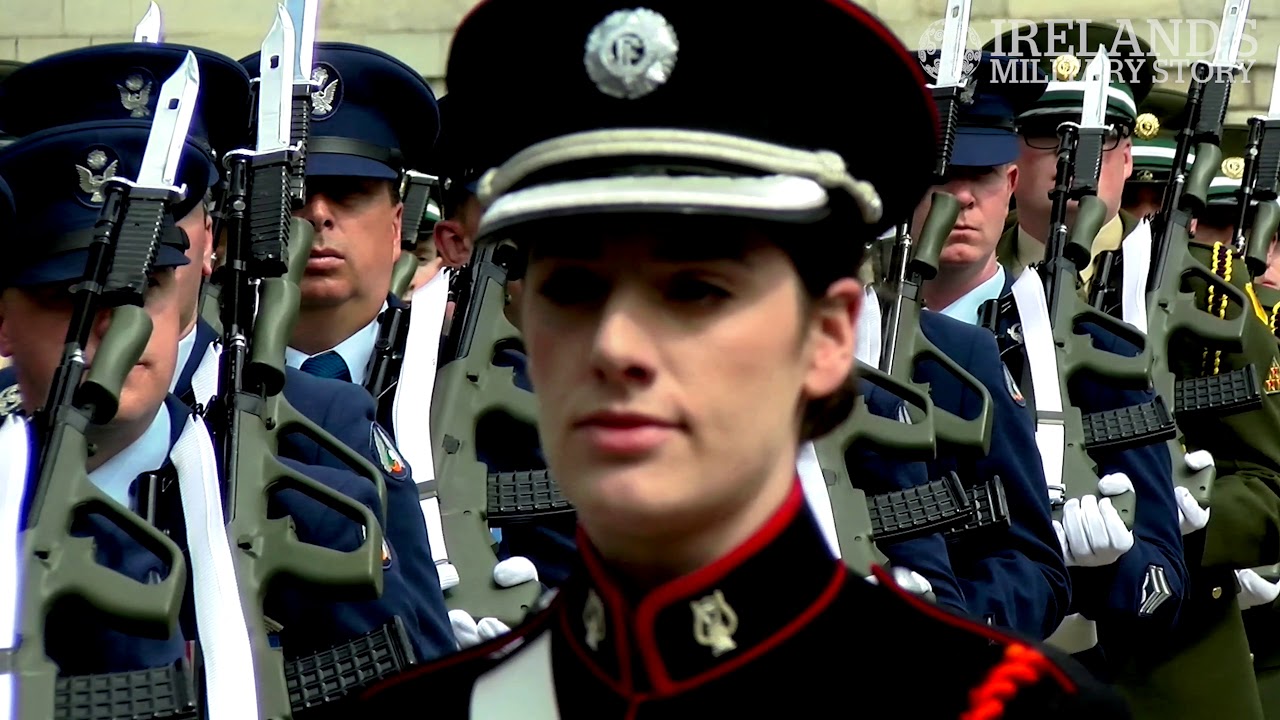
354;0;1130;717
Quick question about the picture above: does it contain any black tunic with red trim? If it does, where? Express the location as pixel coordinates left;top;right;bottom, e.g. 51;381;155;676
353;485;1129;719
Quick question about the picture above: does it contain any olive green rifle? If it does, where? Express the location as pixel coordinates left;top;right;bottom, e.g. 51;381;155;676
209;9;391;717
12;54;199;720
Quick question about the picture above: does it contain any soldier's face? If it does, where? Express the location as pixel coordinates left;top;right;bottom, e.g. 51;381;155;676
295;178;403;309
0;269;181;432
1015;130;1133;228
519;219;858;560
1262;236;1280;290
913;164;1017;268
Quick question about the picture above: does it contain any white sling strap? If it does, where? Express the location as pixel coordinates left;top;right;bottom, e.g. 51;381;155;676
471;631;560;719
1009;270;1067;508
189;338;223;412
1120;219;1154;333
170;415;259;720
391;269;458;589
1009;274;1100;653
0;414;31;720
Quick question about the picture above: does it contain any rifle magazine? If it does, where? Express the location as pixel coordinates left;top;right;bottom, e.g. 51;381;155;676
54;659;197;720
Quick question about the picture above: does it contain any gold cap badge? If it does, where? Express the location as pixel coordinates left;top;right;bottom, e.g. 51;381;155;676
1052;54;1081;82
1134;112;1160;140
1222;156;1245;180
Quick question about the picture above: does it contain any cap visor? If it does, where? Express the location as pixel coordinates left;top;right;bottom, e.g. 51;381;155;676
477;175;832;240
9;246;189;288
951;129;1019;168
307;152;399;180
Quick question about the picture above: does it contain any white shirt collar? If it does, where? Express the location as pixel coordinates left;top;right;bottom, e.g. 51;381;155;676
936;265;1006;327
285;301;388;386
88;406;172;509
170;323;198;393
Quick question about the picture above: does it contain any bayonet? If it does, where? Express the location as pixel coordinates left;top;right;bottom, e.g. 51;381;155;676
139;51;199;189
1080;48;1109;130
133;1;162;43
283;0;319;204
933;0;973;90
1212;0;1251;67
256;6;295;153
928;0;973;179
286;0;319;84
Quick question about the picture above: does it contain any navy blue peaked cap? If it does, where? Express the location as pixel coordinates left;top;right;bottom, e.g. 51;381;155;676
446;0;939;238
0;120;210;288
914;52;1047;168
0;43;251;176
241;42;440;181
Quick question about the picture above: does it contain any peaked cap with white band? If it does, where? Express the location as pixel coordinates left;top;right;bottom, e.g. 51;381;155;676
1129;88;1194;186
445;0;940;260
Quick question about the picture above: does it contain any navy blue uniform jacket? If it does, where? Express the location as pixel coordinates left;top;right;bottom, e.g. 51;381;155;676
916;310;1071;638
989;273;1185;647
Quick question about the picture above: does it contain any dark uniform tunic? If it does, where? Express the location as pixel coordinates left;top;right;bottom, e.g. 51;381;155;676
351;484;1129;719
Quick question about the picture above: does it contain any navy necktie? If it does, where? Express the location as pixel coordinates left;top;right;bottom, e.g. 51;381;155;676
300;351;351;382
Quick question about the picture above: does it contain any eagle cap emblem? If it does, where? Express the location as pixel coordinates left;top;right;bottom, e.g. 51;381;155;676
75;147;120;206
309;63;342;119
117;71;154;118
584;8;679;101
1052;54;1081;82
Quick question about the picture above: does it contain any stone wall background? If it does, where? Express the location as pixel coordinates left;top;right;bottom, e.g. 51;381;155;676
0;0;1275;123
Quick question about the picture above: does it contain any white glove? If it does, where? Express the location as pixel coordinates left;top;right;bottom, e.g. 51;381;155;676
447;557;539;649
1055;473;1135;567
864;567;933;597
1176;451;1213;535
1236;569;1280;610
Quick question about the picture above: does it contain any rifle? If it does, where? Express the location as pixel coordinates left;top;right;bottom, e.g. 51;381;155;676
814;0;1006;575
12;55;200;720
389;170;440;298
211;8;393;717
1232;47;1280;276
813;197;984;578
1128;0;1258;514
431;237;547;625
366;171;441;413
1027;49;1179;528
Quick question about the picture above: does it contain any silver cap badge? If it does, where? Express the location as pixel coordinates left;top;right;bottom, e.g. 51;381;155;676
75;148;119;206
584;8;679;100
118;72;154;118
310;63;341;119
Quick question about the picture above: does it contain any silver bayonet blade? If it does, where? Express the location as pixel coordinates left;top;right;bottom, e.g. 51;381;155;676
138;51;200;187
256;5;296;151
1080;47;1110;129
134;1;162;43
934;0;973;88
286;0;319;83
1268;44;1280;116
1213;0;1251;66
